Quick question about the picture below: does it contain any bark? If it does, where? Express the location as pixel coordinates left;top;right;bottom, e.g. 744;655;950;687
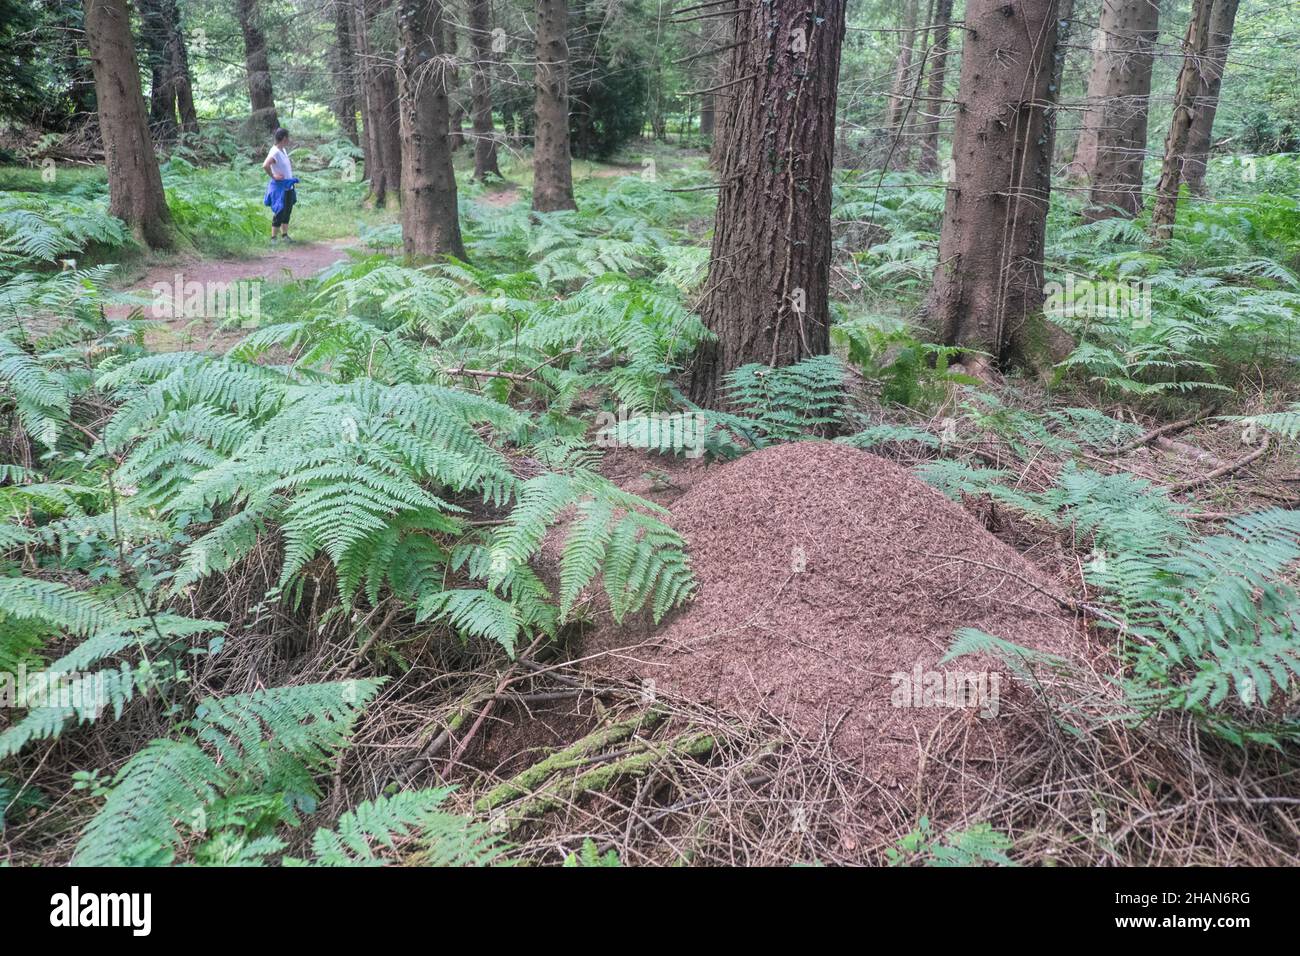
688;0;847;407
531;0;576;212
374;57;404;197
355;0;403;205
926;0;1068;366
83;0;174;250
444;20;466;151
332;0;360;144
1183;0;1241;195
468;0;502;180
699;94;715;137
1076;0;1161;220
888;0;920;129
352;0;378;194
236;0;280;134
917;0;954;175
396;0;466;259
1150;0;1217;240
708;14;738;170
138;0;179;142
169;0;199;135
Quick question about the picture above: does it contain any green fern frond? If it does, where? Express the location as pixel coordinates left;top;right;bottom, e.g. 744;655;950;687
303;788;503;867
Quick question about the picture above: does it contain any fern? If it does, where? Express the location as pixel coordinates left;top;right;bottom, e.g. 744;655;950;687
0;193;128;275
723;354;848;441
73;680;381;866
930;459;1300;741
1235;405;1300;442
302;788;503;867
886;817;1016;867
0;576;222;759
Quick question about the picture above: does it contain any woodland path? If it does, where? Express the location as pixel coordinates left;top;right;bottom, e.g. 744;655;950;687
106;188;528;353
106;237;357;353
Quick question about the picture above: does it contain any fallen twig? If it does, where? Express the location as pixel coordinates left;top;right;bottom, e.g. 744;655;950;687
1101;407;1216;456
1169;437;1270;494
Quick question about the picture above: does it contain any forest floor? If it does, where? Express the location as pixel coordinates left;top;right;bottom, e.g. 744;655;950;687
106;237;358;352
99;180;530;352
6;144;1299;867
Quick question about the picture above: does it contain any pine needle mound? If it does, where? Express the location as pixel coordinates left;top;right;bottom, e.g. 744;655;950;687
586;441;1083;786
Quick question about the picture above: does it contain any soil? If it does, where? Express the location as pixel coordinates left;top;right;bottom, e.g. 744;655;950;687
583;441;1085;788
478;185;521;208
105;238;356;353
596;444;714;508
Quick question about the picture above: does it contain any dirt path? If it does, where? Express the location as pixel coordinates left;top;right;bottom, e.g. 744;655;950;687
107;238;356;353
479;184;522;208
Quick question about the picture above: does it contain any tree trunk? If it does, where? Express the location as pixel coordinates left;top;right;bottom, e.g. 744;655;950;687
83;0;174;250
1150;0;1217;240
354;0;402;206
688;0;847;407
1076;0;1160;221
468;0;502;180
396;0;466;259
352;0;379;196
1048;0;1075;169
1183;0;1241;196
169;0;199;135
708;25;735;170
444;19;466;151
699;94;715;137
374;56;404;198
888;0;919;129
236;0;280;134
532;0;576;212
926;0;1068;368
917;0;954;175
885;0;920;169
332;0;360;144
138;0;179;143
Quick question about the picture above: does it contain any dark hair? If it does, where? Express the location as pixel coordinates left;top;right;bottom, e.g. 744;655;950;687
273;127;290;143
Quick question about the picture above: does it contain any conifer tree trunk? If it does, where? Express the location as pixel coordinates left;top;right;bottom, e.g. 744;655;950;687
353;0;379;195
332;0;360;144
236;0;280;133
688;0;846;407
138;0;179;143
1183;0;1241;196
169;0;199;135
917;0;954;175
1150;0;1217;240
888;0;919;129
83;0;174;250
444;19;466;151
468;0;502;180
354;0;402;206
885;0;920;168
396;0;466;259
699;94;715;137
708;34;733;169
375;57;404;196
531;0;576;212
926;0;1069;370
1076;0;1160;221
